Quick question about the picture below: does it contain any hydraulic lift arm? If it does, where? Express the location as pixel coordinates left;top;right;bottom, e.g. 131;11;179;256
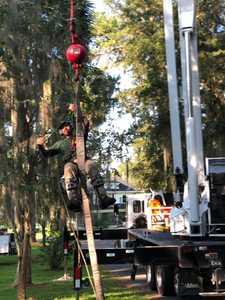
164;0;206;234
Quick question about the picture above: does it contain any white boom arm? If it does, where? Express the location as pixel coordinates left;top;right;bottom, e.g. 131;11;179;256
164;0;206;235
163;0;183;175
179;0;205;184
179;0;200;223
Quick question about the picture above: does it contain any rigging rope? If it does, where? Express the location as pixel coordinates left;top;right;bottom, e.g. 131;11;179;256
67;0;87;81
69;0;78;44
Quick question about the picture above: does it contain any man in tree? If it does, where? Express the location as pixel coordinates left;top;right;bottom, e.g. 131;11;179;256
37;104;115;212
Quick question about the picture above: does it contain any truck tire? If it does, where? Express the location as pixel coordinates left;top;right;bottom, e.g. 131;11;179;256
174;268;201;297
146;264;157;290
156;265;175;296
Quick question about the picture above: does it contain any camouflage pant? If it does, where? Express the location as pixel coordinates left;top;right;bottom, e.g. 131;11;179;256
64;159;103;186
63;159;115;210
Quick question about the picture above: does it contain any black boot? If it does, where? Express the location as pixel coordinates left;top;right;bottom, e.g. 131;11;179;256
91;176;116;209
65;178;82;212
99;194;116;209
95;185;116;209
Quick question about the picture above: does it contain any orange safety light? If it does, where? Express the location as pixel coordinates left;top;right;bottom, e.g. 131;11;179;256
149;198;162;208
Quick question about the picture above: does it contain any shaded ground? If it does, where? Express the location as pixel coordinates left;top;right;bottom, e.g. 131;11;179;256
82;240;225;299
105;263;154;299
105;264;225;300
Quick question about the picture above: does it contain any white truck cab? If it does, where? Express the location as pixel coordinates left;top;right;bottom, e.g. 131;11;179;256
126;192;173;231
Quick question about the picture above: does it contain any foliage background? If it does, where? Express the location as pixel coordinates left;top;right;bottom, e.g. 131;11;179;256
94;0;225;190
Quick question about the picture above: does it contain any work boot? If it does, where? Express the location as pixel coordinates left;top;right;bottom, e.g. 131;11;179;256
90;176;116;209
99;194;116;209
95;185;116;209
65;178;82;212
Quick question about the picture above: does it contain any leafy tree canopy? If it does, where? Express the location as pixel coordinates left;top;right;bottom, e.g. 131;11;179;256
95;0;225;190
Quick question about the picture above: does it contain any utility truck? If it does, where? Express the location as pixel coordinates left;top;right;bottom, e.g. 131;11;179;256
125;0;225;296
79;0;225;297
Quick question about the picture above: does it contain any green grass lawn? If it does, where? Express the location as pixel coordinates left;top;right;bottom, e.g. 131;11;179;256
0;244;147;300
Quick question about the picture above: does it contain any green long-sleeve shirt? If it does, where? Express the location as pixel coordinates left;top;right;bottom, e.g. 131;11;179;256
38;112;89;163
38;137;76;163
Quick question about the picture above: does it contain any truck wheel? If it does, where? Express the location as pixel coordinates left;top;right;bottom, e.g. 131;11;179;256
156;265;175;296
146;264;157;290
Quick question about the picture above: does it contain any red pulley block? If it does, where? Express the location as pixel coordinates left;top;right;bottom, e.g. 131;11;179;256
66;43;87;64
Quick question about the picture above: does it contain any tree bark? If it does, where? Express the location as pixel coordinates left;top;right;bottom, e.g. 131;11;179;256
26;237;32;285
41;219;47;247
75;80;105;300
82;189;105;300
17;210;31;300
30;193;36;243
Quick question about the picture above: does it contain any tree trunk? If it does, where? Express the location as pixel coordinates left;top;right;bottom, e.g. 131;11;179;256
82;189;105;300
49;205;58;232
30;193;36;243
14;202;23;287
59;207;67;232
14;234;32;287
163;146;171;173
41;219;46;247
0;97;5;151
26;238;32;285
163;145;174;191
16;256;25;300
125;159;129;185
75;79;105;300
17;210;31;300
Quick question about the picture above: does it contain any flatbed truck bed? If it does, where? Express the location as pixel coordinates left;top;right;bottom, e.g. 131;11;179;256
128;228;225;246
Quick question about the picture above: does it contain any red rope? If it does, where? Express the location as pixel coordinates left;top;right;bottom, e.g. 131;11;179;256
69;0;78;44
68;0;87;81
73;63;79;82
69;0;79;80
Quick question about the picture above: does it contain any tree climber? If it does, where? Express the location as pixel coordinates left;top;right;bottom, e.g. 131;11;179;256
37;104;116;212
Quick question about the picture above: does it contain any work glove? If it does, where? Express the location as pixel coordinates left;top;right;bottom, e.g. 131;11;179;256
36;136;46;146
